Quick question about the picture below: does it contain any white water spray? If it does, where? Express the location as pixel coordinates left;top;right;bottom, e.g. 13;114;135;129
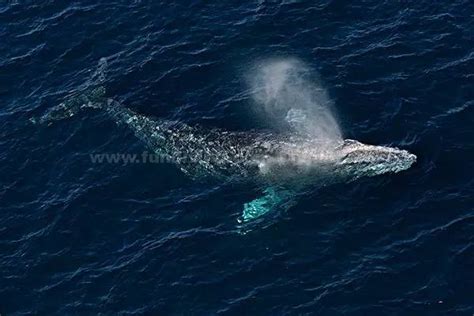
248;58;342;145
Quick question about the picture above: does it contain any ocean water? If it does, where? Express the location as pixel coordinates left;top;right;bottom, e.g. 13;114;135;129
1;0;473;315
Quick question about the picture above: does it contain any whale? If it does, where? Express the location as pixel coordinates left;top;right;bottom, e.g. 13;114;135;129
32;59;417;222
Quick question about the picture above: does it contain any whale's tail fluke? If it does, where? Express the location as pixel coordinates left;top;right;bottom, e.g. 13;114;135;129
30;58;108;125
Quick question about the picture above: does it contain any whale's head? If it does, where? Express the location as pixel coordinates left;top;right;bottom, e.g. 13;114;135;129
253;138;416;183
336;139;416;177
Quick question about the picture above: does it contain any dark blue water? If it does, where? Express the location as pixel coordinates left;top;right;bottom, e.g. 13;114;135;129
1;0;473;314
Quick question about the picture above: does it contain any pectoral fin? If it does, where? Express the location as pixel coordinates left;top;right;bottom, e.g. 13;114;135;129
239;187;294;223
